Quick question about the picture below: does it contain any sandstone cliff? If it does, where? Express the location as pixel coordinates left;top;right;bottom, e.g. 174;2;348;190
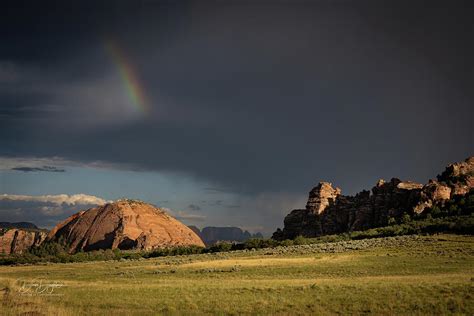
0;229;47;254
48;200;205;252
273;156;474;240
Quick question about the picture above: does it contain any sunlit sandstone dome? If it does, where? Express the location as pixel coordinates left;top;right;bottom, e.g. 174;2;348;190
48;199;205;252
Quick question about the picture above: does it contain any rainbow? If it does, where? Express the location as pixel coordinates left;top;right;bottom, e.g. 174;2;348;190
104;39;150;114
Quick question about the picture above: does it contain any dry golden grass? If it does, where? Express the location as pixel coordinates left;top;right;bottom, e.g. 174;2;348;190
0;234;473;315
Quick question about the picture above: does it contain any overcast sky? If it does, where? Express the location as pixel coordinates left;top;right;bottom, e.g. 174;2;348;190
1;1;472;235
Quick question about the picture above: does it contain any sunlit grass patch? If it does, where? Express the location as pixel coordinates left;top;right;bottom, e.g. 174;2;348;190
0;234;472;315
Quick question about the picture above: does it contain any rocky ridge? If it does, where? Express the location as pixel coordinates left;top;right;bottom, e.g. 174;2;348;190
273;156;474;240
189;226;263;246
0;229;47;254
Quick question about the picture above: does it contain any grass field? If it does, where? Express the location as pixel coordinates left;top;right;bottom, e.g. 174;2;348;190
0;234;473;315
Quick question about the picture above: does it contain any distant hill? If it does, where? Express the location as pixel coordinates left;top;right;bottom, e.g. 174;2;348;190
0;222;38;229
189;226;263;245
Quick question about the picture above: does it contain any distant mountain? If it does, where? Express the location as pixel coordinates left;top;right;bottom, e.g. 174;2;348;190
188;225;202;238
0;222;38;229
189;226;263;245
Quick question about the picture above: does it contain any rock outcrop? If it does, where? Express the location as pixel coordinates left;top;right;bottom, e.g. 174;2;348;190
437;156;474;196
0;229;47;254
413;180;452;213
273;156;474;240
48;200;205;252
306;182;341;214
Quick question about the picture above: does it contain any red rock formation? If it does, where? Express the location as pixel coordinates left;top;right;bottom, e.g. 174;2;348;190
413;180;452;213
48;200;205;252
274;156;474;240
0;229;47;254
437;156;474;196
306;182;341;214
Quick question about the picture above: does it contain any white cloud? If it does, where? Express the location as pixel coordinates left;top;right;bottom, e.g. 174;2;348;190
0;193;109;206
0;193;110;228
39;206;64;216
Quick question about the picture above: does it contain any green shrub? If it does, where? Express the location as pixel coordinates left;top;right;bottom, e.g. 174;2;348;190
209;242;233;253
293;236;308;245
279;239;294;246
241;238;277;249
401;213;412;224
387;217;397;226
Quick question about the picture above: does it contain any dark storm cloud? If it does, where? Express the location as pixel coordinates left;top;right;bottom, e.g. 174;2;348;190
1;1;473;195
188;204;201;211
171;210;207;223
11;166;65;173
225;205;241;209
203;187;235;194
